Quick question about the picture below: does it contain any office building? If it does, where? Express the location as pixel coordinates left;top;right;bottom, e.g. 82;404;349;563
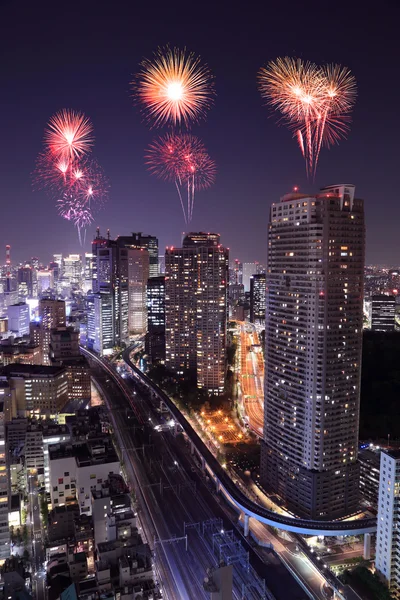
118;232;158;279
17;266;34;299
145;276;165;362
359;448;381;510
7;303;30;338
127;248;149;334
83;253;93;293
371;295;396;331
0;364;68;417
49;327;91;403
39;299;66;364
375;450;400;597
63;255;83;288
91;231;129;350
261;184;365;519
37;269;54;295
165;233;228;395
250;274;266;324
242;262;258;292
0;399;9;560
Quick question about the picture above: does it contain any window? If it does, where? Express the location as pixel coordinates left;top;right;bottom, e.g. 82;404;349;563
59;492;64;497
90;474;96;479
97;478;102;484
58;478;63;484
80;487;84;494
54;499;58;504
65;484;70;490
64;471;69;477
53;486;58;492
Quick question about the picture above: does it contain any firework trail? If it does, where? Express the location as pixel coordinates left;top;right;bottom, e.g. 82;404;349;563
34;110;108;245
258;57;356;177
132;46;215;128
146;133;216;222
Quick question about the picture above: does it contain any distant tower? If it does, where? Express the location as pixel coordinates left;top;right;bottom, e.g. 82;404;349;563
5;245;10;270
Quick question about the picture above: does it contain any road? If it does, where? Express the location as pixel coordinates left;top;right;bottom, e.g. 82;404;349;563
88;355;309;600
236;321;264;436
29;474;46;600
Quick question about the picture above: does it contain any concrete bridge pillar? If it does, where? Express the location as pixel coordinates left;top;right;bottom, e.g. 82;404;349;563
363;532;371;560
190;441;195;455
201;456;205;471
243;513;249;537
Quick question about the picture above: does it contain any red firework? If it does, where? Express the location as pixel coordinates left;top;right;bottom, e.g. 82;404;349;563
146;133;216;222
45;109;94;159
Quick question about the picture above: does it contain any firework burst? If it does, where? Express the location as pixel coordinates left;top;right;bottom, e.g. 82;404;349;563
146;133;215;222
258;57;357;177
133;46;215;128
45;109;94;160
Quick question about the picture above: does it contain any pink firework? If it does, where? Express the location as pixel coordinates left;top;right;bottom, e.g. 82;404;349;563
146;133;216;222
45;109;94;160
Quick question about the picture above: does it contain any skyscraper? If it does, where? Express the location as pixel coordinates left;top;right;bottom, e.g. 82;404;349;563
371;295;396;331
242;262;258;292
165;233;228;395
127;248;149;334
39;299;66;364
7;302;30;337
261;184;365;519
145;276;165;363
375;450;400;596
119;232;158;279
249;274;266;324
91;231;129;350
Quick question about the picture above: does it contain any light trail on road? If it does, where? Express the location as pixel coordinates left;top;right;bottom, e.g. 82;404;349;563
236;321;264;435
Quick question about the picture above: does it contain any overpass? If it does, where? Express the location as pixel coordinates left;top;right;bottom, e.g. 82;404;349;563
82;346;377;537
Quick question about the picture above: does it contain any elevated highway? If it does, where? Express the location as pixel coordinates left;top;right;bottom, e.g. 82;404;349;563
81;346;377;537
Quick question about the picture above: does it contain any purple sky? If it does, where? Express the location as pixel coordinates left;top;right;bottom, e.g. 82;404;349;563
1;0;399;265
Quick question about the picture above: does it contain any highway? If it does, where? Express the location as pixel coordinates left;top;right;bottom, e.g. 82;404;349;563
237;321;264;435
88;354;279;600
115;347;376;537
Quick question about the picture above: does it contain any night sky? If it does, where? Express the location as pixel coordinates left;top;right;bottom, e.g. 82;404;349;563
1;1;399;265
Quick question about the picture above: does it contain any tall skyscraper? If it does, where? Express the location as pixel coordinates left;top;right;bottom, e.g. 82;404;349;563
165;233;228;395
145;276;166;363
371;295;396;331
91;231;129;349
17;266;34;299
375;450;400;595
39;299;66;364
63;254;83;288
127;248;149;334
118;232;158;279
0;398;9;559
250;274;266;324
242;262;258;292
261;184;365;520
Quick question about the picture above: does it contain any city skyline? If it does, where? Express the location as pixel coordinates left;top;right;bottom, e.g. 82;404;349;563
1;2;400;264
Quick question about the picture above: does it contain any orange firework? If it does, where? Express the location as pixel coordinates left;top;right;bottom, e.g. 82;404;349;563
45;109;94;159
258;57;357;177
133;46;215;127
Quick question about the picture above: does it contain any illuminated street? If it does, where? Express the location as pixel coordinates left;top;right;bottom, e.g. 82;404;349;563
236;321;264;435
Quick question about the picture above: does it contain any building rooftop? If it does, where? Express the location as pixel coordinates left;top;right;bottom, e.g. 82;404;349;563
384;449;400;460
49;439;118;467
0;364;66;377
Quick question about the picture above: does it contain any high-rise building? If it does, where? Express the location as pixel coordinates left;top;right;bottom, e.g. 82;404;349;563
7;303;30;337
37;270;54;295
83;252;94;293
0;398;10;559
92;231;129;350
39;299;66;364
87;293;114;355
371;295;396;331
250;274;266;324
126;248;149;334
145;276;165;362
63;254;82;288
118;232;158;278
242;262;258;292
165;233;228;395
261;184;365;520
49;326;91;403
375;450;400;596
17;266;34;299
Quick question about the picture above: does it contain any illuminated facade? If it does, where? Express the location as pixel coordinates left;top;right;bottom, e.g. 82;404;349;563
127;248;149;334
165;233;229;395
145;276;165;362
250;274;266;324
262;184;365;519
376;450;400;597
371;295;396;331
0;399;10;559
39;299;66;365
